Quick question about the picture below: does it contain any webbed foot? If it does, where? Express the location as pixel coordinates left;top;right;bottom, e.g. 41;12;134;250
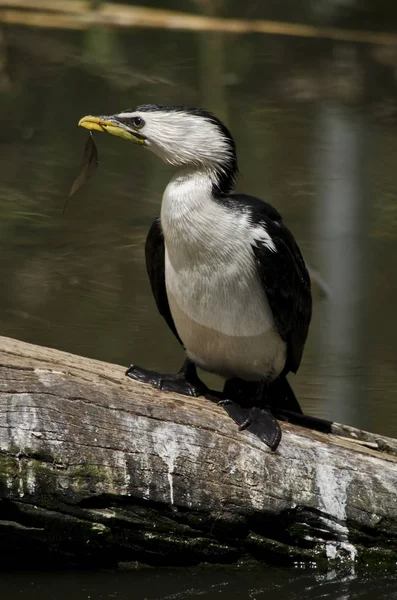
218;399;281;451
126;359;208;398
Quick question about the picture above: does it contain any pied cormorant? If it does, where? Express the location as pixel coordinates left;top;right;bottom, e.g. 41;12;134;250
79;105;313;450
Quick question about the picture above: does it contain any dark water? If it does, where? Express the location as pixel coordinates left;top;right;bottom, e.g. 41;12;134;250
1;6;397;598
1;566;397;600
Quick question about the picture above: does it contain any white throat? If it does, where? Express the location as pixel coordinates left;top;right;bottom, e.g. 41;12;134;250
161;168;215;245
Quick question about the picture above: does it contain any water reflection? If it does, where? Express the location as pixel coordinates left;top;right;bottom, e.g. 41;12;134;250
313;106;371;429
0;22;397;441
1;566;397;599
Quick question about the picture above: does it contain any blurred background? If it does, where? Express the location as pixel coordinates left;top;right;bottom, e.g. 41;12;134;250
1;1;397;598
1;0;397;438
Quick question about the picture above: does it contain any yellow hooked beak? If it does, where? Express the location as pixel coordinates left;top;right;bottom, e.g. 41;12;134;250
78;115;145;145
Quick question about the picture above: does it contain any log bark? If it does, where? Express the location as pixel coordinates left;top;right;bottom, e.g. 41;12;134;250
0;335;396;570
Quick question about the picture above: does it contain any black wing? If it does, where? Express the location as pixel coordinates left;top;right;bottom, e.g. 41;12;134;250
230;194;312;374
145;217;182;346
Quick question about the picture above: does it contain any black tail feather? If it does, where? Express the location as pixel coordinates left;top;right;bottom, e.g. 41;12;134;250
266;375;303;414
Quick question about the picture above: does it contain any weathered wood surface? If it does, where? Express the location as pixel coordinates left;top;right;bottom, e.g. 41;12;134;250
0;335;396;570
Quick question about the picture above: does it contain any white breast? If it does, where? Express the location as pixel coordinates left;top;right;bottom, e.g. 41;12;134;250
161;170;286;380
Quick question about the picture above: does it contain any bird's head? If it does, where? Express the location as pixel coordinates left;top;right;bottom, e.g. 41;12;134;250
78;104;237;194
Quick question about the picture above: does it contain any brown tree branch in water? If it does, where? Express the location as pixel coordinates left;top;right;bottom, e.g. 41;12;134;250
1;1;397;46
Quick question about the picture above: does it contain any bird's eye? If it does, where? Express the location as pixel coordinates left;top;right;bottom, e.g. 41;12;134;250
131;116;145;129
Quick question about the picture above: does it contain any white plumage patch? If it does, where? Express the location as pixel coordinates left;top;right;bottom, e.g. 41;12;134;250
251;222;277;253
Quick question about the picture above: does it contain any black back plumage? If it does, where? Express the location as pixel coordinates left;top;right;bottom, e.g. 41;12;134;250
145;217;182;346
229;193;312;374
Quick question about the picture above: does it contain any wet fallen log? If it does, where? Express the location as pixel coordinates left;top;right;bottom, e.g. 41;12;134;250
0;335;396;570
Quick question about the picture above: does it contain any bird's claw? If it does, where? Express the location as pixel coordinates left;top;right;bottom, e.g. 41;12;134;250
238;418;252;431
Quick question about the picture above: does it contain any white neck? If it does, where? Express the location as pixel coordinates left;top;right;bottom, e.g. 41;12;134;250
160;168;217;245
